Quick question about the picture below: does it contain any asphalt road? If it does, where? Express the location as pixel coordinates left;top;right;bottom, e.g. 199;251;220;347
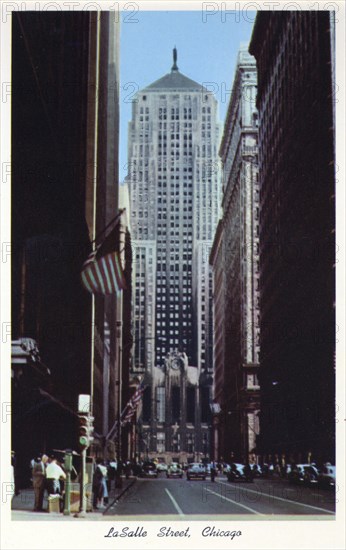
104;474;336;520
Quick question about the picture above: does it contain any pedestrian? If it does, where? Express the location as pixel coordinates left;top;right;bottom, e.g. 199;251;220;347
103;464;109;505
107;459;116;495
93;458;108;509
125;461;131;480
11;451;20;496
32;456;46;511
210;463;216;482
29;456;36;486
45;455;66;495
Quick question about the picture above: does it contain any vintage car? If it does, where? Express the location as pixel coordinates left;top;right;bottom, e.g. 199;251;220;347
288;464;319;485
186;463;207;480
137;461;158;478
166;462;184;478
226;463;254;482
249;463;262;478
156;461;168;473
318;464;336;489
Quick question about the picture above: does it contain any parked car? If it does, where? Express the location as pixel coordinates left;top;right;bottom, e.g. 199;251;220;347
303;465;320;486
318;464;336;489
288;464;319;485
156;462;168;473
223;463;231;474
167;462;183;478
227;463;254;482
186;463;207;480
250;464;262;478
138;461;158;478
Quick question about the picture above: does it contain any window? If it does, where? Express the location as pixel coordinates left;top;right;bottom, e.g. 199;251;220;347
142;386;151;422
156;387;165;422
186;387;195;423
247;373;260;389
172;387;180;422
201;386;211;423
157;432;165;453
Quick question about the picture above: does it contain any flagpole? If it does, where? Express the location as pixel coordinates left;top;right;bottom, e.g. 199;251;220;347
106;378;145;441
91;208;125;245
115;210;126;478
90;294;95;414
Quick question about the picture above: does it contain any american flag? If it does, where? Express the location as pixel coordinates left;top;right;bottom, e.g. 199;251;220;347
121;381;146;424
81;221;126;295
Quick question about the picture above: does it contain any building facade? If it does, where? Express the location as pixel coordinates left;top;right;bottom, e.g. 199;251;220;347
249;12;335;464
11;13;128;483
210;45;260;464
127;50;222;463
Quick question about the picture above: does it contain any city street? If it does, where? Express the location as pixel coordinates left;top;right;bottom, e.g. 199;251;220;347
105;474;335;519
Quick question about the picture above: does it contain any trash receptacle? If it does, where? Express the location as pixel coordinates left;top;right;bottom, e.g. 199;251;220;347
48;494;61;513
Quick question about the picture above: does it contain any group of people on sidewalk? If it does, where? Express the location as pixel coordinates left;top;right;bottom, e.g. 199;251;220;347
19;453;135;513
91;458;131;509
31;455;67;512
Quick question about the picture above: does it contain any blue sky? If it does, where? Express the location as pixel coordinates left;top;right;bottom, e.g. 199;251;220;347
119;10;255;181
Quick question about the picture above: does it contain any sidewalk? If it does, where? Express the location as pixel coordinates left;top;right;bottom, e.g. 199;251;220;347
11;477;136;521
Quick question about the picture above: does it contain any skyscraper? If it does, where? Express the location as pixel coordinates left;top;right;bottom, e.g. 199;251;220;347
127;50;222;463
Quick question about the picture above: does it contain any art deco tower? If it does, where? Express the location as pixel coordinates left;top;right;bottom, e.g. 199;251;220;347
127;50;222;462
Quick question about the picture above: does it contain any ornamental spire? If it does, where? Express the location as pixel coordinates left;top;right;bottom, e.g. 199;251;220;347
171;47;178;72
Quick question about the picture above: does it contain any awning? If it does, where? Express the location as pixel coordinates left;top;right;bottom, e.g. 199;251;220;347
38;389;79;417
11;338;51;376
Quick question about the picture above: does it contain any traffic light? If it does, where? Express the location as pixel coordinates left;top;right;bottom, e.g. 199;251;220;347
78;414;94;449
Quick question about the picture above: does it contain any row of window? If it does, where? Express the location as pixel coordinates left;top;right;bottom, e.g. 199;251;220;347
142;386;211;423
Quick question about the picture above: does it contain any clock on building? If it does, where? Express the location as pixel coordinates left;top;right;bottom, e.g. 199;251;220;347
171;357;181;370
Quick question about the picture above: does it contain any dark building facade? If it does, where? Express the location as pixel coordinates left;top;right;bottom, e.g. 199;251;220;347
11;13;128;484
249;12;335;464
210;46;260;464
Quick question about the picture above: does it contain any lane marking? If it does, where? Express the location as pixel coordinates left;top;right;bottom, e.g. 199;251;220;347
216;480;335;515
206;488;265;516
165;488;185;517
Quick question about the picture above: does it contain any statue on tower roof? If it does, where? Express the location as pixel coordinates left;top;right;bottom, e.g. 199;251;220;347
171;47;178;72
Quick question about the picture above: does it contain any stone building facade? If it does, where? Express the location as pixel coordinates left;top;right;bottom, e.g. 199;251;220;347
210;45;260;464
127;51;222;463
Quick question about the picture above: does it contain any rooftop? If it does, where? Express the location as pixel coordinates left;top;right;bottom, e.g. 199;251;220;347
142;48;205;92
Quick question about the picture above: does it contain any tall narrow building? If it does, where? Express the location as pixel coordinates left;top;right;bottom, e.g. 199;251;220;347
210;45;260;464
127;50;222;463
250;12;335;463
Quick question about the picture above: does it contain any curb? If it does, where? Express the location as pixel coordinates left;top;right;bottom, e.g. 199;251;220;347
103;478;136;514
